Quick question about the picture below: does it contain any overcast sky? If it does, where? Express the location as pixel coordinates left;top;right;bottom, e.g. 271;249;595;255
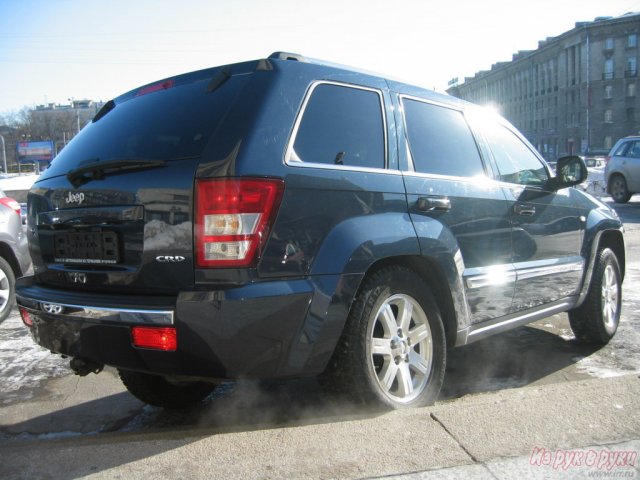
1;0;639;114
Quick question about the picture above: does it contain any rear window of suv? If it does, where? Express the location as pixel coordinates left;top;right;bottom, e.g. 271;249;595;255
41;73;249;179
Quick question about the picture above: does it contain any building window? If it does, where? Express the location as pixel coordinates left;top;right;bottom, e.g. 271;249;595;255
629;34;638;48
603;59;614;80
628;83;636;97
605;137;613;149
627;108;635;122
627;57;638;77
605;37;614;51
604;85;613;99
604;109;613;123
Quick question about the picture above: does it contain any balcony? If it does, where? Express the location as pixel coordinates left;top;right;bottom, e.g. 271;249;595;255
625;69;638;78
603;72;615;80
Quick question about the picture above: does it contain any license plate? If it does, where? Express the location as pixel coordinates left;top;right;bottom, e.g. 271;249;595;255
54;231;120;265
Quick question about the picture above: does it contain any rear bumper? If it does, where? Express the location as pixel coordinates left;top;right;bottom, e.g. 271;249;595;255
16;274;359;380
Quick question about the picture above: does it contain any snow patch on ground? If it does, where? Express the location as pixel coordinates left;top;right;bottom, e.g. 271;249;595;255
579;167;607;197
0;312;70;405
575;263;640;379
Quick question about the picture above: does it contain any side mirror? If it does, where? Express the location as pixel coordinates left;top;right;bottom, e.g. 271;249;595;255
550;155;587;190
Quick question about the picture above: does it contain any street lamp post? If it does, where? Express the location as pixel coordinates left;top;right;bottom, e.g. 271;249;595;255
0;134;7;174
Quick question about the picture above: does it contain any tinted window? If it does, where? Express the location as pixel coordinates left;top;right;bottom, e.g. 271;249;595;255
43;73;249;179
626;141;640;158
291;83;385;169
613;142;630;156
484;123;549;186
403;99;484;177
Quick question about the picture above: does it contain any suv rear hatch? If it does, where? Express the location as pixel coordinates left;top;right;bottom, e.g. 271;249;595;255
28;64;255;294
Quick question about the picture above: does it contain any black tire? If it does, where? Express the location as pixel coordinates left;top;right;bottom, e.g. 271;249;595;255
322;266;446;409
609;174;631;204
569;248;622;346
0;257;16;324
118;369;218;408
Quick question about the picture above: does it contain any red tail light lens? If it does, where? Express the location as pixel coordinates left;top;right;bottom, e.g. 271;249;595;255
131;326;177;351
605;155;611;164
0;197;21;217
195;178;284;268
19;307;33;327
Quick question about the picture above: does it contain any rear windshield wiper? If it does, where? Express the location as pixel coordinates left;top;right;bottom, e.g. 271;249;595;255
66;159;167;188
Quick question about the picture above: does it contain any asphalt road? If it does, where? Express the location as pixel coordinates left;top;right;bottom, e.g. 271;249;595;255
1;196;639;479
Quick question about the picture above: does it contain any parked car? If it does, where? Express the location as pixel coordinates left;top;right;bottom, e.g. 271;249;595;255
582;156;605;168
583;149;609;164
605;136;640;203
17;53;625;409
0;189;31;323
0;173;39;226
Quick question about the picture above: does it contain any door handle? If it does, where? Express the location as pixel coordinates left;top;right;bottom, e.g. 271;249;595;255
417;196;451;212
513;203;536;216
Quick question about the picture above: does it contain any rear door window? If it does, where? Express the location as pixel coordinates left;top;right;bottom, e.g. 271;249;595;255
289;83;386;169
402;99;485;177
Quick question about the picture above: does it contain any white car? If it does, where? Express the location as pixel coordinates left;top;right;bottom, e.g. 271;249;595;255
605;136;640;203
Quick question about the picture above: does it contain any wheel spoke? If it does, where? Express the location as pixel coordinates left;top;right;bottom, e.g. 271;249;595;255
379;304;397;335
409;350;431;375
396;362;413;397
398;298;413;333
409;324;429;345
371;337;392;357
379;361;398;391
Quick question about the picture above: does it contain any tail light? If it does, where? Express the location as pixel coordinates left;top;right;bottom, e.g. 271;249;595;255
195;178;284;268
605;155;611;164
131;326;177;351
0;197;21;217
19;307;33;327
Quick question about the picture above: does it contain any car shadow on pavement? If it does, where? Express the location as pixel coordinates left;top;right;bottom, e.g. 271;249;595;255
440;322;599;400
606;198;640;225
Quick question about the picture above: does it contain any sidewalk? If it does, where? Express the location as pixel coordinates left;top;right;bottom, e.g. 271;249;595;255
388;439;640;479
1;373;638;479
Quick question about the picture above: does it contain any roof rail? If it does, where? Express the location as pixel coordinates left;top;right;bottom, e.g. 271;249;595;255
268;52;307;62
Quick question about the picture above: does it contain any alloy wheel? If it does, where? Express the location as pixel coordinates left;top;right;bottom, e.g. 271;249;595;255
369;294;433;404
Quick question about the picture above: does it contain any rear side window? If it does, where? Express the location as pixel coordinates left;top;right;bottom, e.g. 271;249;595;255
289;83;385;169
402;99;485;177
483;123;549;186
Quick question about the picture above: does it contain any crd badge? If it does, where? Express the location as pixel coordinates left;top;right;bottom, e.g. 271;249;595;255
156;255;186;263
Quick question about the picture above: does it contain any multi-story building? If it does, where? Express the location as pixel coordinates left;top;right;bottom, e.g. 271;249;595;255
447;12;640;161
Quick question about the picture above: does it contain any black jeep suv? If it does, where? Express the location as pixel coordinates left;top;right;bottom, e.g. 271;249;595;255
17;53;625;409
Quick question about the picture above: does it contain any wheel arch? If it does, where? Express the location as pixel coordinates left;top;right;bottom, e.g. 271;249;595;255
577;227;626;308
598;229;625;281
360;255;461;350
0;241;22;278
